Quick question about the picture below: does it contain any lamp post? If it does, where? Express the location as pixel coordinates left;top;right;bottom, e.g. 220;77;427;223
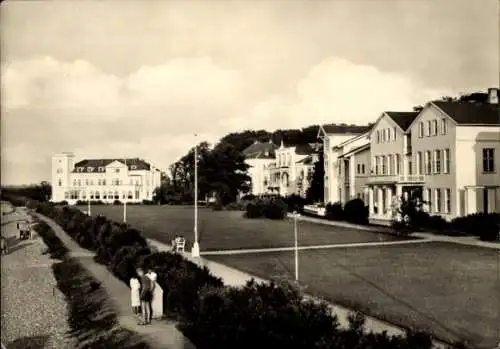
123;159;127;223
293;211;299;282
192;135;200;257
87;197;91;216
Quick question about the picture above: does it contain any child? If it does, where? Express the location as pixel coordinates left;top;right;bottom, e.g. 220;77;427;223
137;267;152;325
129;274;141;315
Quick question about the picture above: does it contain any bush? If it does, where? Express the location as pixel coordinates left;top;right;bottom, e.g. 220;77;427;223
283;194;307;213
343;199;369;225
244;201;266;218
142;199;155;205
325;202;343;221
223;201;247;211
19;195;441;349
451;213;499;241
426;215;448;231
240;194;256;201
211;202;223;211
113;199;123;205
32;220;69;260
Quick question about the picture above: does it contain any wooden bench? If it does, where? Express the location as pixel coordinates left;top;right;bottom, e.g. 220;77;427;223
171;236;186;253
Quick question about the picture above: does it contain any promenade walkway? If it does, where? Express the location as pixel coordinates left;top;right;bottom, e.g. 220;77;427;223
34;214;195;349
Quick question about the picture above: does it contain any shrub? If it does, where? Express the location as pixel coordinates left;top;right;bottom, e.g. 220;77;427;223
113;199;123;205
343;199;369;225
283;194;307;213
325;202;343;221
263;198;288;220
241;194;256;201
223;201;247;211
32;220;68;260
245;201;266;218
142;199;155;205
211;202;223;211
450;213;500;241
425;215;448;231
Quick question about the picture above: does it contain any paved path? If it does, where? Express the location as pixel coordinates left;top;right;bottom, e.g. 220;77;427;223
291;213;500;250
147;239;449;349
201;238;432;256
1;205;75;349
34;213;196;349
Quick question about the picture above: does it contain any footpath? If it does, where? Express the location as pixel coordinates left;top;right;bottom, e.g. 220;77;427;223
34;213;196;349
289;213;500;250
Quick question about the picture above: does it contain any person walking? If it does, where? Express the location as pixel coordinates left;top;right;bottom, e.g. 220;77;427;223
136;267;152;325
146;268;158;322
129;273;141;315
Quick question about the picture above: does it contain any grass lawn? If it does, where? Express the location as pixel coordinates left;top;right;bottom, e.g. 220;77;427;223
78;205;414;251
209;241;500;349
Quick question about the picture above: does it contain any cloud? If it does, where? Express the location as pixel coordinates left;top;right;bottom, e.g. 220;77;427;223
2;55;454;185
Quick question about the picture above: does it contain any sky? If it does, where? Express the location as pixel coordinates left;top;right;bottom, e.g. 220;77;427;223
1;0;498;185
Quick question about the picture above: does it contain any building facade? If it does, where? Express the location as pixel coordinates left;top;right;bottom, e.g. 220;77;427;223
51;153;162;204
243;140;320;197
322;88;500;225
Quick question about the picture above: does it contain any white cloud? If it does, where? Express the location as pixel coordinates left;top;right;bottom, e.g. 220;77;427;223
2;55;455;185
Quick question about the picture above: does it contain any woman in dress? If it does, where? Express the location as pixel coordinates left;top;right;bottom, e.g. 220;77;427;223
146;268;158;322
129;273;141;315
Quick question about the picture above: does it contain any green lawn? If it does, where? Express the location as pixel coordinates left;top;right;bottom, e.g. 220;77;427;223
79;205;413;251
210;242;500;348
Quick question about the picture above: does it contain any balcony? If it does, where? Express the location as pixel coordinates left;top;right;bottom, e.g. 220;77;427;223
367;174;425;185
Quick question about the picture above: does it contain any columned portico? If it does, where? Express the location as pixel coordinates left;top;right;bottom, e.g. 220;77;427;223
464;185;500;215
368;187;374;215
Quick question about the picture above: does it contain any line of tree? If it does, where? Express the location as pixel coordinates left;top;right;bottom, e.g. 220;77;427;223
1;182;52;202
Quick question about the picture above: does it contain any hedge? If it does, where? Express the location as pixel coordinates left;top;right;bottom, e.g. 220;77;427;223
245;197;288;219
12;197;462;348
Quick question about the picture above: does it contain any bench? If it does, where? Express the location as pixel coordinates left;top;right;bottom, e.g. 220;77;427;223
171;236;186;253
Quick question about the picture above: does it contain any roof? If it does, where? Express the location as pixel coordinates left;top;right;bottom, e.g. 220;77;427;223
296;155;315;165
72;158;153;172
385;111;420;131
338;143;370;158
320;124;372;136
432;101;500;125
243;142;278;159
295;143;315;155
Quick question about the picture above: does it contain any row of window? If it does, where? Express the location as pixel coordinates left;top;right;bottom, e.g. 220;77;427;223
65;178;145;187
424;188;452;214
74;167;137;173
64;190;146;200
375;127;397;144
418;118;447;138
416;149;450;175
373;154;402;176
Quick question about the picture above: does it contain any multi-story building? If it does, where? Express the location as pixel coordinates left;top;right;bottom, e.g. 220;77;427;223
318;124;372;203
323;88;500;225
243;140;278;195
243;140;320;197
51;153;162;204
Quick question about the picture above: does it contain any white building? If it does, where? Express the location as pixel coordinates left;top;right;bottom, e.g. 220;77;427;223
322;88;500;225
243;140;278;195
51;153;162;204
318;124;372;203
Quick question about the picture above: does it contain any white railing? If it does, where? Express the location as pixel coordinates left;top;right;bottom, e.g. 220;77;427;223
303;205;326;217
367;174;425;184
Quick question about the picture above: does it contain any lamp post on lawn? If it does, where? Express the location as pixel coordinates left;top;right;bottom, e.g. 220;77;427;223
123;159;127;224
192;135;200;257
293;210;300;282
87;198;91;216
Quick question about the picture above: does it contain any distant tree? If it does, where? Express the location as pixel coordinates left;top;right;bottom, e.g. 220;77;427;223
413;105;424;112
306;152;324;203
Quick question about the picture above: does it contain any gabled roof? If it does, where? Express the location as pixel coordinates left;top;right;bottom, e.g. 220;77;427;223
338;143;370;159
385;111;420;131
243;141;278;159
333;131;369;149
73;158;152;172
432;101;500;125
296;155;316;165
318;124;372;137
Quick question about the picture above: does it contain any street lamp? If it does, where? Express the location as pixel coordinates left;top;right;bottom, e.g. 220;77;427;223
293;210;300;282
123;159;127;223
192;135;200;257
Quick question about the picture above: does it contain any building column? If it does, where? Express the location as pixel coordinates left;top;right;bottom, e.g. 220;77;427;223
368;187;374;216
487;188;496;213
466;187;477;215
385;187;393;218
396;185;403;200
349;155;356;199
377;186;383;217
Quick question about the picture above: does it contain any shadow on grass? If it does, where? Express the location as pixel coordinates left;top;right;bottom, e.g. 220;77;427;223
53;258;151;349
6;335;49;349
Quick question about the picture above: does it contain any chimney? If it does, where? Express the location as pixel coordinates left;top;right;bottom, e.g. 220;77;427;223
487;88;499;104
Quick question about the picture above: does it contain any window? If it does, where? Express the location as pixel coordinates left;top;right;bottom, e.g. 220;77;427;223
361;164;365;174
417;152;423;175
102;192;107;199
393;127;397;141
376;130;380;143
128;191;133;199
418;122;424;138
114;191;119;199
440;118;447;135
102;179;106;185
77;180;81;186
395;154;401;175
64;192;69;199
387;155;393;175
108;191;113;199
434;150;441;174
375;156;380;175
73;179;77;186
443;149;450;174
357;164;361;174
58;179;62;186
426;120;431;137
408;159;412;175
98;167;105;172
95;191;100;200
56;168;63;173
425;151;431;174
85;179;89;186
87;167;93;172
135;190;140;199
90;191;94;200
131;165;137;170
82;191;86;199
122;192;126;199
115;168;120;173
97;179;101;185
444;189;451;214
89;180;94;186
483;148;495;173
381;155;386;175
435;189;442;213
431;120;438;136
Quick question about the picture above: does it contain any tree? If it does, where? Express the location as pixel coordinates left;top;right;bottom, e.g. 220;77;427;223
306;152;324;203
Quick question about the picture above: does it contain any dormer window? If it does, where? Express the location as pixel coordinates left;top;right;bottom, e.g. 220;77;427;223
98;167;105;172
115;168;120;173
87;167;93;172
131;165;137;170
